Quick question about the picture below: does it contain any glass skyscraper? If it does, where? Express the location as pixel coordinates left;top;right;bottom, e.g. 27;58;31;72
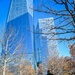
35;18;58;63
2;0;36;68
6;0;33;53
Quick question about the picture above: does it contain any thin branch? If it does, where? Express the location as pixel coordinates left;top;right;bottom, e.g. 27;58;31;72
47;36;75;41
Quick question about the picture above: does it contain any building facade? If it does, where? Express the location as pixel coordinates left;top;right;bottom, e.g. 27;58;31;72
35;18;58;63
2;0;36;69
6;0;33;53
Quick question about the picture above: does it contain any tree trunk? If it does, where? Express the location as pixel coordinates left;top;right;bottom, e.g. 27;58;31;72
3;57;6;75
19;64;22;75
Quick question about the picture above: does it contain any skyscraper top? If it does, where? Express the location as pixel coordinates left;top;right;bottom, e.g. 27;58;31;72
38;18;55;36
38;18;54;29
7;0;33;22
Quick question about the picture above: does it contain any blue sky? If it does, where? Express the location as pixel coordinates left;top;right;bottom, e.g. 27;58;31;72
0;0;71;56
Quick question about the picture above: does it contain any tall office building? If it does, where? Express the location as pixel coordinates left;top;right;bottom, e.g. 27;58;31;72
2;0;35;68
35;18;58;63
7;0;33;52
